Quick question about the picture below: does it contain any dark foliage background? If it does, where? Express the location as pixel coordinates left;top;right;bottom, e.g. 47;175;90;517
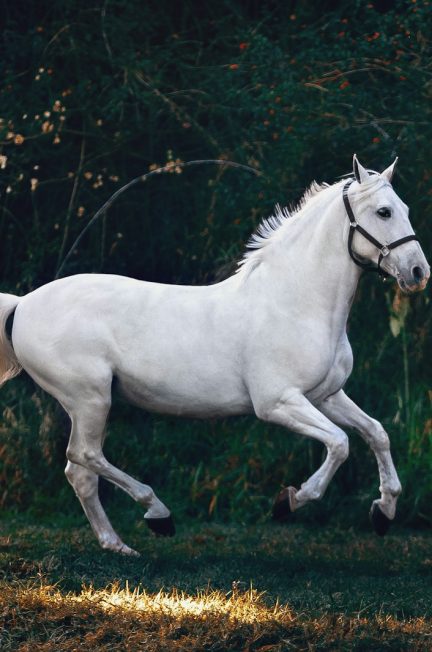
0;0;431;526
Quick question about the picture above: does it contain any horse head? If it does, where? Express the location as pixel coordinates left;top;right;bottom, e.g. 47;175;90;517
344;154;429;293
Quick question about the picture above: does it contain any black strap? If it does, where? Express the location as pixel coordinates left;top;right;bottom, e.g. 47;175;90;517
343;180;380;272
5;309;16;341
377;234;419;274
342;180;419;277
387;234;420;251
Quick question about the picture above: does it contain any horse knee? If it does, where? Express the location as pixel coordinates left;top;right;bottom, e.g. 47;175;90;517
333;432;349;462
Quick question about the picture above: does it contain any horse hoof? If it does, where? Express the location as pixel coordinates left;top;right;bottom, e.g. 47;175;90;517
370;502;391;536
145;515;176;537
272;486;297;522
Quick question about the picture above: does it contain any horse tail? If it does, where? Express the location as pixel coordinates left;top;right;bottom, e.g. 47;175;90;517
0;294;22;387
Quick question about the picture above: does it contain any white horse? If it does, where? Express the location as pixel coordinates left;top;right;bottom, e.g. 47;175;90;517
0;155;428;555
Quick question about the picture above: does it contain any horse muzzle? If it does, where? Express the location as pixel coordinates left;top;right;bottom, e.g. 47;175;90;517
396;263;430;294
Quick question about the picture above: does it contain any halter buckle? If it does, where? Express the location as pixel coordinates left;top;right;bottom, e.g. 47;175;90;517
380;245;390;257
350;221;358;229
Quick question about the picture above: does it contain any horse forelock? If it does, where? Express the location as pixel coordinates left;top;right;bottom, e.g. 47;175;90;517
354;173;390;197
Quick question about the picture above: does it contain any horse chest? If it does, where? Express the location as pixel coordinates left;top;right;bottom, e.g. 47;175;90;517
305;336;353;405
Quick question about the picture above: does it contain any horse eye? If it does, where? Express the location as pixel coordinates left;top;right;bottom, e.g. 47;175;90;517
377;207;392;218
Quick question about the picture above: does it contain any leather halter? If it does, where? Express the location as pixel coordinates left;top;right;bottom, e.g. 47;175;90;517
342;179;419;277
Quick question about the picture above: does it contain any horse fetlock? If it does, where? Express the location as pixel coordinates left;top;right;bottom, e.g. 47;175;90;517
99;534;123;551
384;483;402;499
99;535;139;556
296;484;320;504
391;482;402;497
134;486;154;507
380;477;402;498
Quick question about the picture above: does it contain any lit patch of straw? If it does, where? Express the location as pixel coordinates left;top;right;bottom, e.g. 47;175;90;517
1;581;431;651
72;582;293;625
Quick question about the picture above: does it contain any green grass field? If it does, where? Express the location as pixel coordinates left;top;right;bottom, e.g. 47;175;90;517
1;512;432;651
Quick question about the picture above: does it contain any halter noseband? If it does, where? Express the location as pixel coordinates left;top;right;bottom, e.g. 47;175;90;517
342;179;419;277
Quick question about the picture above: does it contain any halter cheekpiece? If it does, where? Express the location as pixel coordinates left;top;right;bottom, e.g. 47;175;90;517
342;179;419;278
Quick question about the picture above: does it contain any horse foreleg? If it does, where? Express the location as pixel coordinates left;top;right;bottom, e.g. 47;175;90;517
255;389;349;515
319;389;401;534
65;461;139;556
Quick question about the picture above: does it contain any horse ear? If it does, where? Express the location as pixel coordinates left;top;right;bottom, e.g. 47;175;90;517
353;154;369;184
381;157;398;184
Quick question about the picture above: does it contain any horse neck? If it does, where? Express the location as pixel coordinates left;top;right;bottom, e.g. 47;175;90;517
250;190;362;331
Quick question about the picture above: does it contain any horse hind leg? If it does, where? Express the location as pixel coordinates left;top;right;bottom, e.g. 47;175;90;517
65;394;175;549
65;462;139;556
65;417;139;555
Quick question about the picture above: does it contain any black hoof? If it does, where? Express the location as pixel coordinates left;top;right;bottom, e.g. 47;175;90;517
145;515;176;537
272;486;297;522
370;502;391;536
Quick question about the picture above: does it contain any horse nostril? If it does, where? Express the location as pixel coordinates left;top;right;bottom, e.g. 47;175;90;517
412;266;424;283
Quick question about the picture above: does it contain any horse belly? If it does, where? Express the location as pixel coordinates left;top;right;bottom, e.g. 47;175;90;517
112;292;252;417
116;370;252;418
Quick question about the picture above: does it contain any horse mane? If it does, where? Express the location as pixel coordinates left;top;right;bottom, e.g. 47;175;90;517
237;172;384;276
237;180;332;275
247;181;329;250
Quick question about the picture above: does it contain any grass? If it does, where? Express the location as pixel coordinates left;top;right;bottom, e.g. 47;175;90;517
1;513;432;650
